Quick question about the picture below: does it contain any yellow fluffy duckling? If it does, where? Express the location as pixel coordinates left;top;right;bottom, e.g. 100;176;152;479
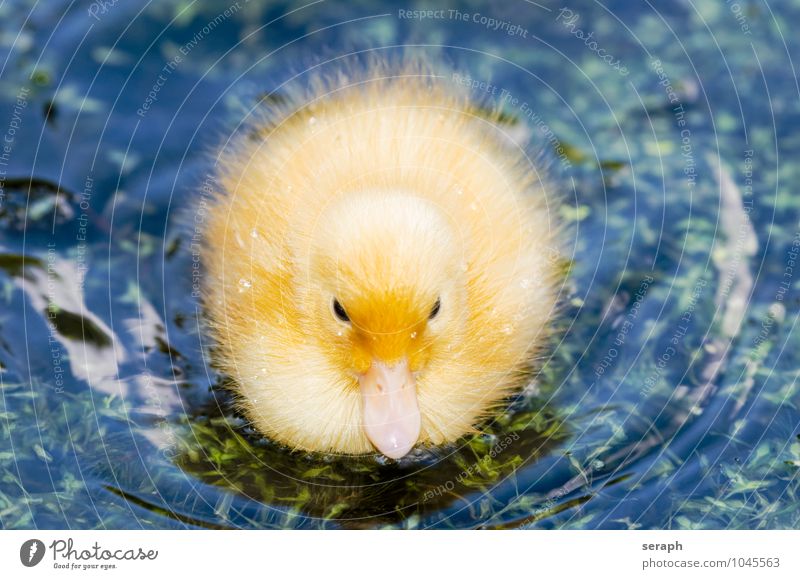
201;62;563;459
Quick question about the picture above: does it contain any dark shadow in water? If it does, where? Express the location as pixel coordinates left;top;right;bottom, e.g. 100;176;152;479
47;308;112;348
0;253;44;277
0;177;78;231
172;387;570;528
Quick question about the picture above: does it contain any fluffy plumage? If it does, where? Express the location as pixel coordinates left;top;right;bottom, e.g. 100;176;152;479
201;61;563;456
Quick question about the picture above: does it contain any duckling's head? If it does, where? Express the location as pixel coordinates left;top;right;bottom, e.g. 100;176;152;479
301;192;466;458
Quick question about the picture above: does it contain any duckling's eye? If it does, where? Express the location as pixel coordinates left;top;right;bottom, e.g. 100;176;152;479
332;298;350;323
429;297;441;320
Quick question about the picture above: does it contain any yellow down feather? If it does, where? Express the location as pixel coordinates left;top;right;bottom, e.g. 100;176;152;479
201;61;563;454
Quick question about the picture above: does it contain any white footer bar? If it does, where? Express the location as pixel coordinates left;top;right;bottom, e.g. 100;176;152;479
1;530;798;578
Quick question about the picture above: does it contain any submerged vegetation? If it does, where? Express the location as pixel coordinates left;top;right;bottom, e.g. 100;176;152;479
1;0;799;529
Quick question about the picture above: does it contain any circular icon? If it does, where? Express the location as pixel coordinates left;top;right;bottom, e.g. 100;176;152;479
20;539;46;567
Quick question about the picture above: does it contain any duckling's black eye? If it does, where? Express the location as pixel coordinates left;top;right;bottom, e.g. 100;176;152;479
429;297;441;320
332;298;350;323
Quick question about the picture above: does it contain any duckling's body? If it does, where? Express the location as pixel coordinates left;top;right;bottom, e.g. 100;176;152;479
202;63;562;458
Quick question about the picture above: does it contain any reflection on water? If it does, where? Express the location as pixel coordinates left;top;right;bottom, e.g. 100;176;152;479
174;397;568;528
1;0;799;529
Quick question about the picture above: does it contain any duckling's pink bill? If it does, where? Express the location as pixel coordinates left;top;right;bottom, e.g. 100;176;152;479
359;359;421;459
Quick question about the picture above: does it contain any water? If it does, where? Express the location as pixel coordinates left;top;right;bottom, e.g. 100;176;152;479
1;0;799;529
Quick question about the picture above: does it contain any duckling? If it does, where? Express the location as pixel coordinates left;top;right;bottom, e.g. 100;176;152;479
201;61;563;459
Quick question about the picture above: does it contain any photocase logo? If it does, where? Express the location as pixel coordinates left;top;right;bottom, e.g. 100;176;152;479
20;539;46;567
